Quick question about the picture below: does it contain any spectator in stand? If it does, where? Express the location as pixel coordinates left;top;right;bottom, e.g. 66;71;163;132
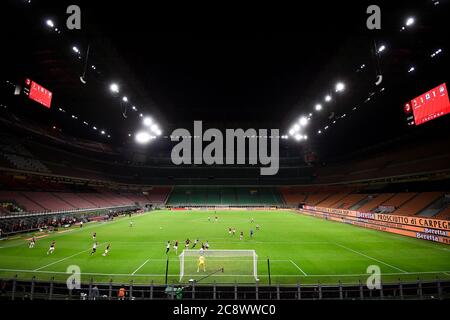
90;285;100;300
118;286;126;300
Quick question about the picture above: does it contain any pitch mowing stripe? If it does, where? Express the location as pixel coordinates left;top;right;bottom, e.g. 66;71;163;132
34;243;106;271
0;212;151;249
132;259;150;275
289;260;308;276
0;268;449;277
334;243;408;273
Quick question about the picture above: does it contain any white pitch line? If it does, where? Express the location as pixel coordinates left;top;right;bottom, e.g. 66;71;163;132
0;212;152;249
131;259;150;275
34;243;106;271
334;243;408;274
1;268;450;277
289;260;307;276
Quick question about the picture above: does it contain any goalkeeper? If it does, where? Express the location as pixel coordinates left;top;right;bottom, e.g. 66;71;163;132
197;255;206;272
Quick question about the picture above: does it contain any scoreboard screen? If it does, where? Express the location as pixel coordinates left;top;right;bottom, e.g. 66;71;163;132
404;83;450;126
24;78;53;108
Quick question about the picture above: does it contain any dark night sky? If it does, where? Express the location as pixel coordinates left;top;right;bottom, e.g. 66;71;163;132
2;0;449;160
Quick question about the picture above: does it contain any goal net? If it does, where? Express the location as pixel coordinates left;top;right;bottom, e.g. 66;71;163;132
179;249;258;284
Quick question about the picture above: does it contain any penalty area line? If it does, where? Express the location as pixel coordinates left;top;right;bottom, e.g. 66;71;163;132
289;260;307;276
334;243;408;274
34;243;106;271
131;259;150;275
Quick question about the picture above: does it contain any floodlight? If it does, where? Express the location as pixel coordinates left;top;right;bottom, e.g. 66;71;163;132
110;83;119;93
335;82;345;92
135;131;152;144
143;117;153;126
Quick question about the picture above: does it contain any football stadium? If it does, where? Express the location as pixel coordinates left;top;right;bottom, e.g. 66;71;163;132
1;1;450;303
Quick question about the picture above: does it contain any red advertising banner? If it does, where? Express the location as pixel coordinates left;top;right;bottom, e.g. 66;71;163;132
304;206;450;231
302;206;450;245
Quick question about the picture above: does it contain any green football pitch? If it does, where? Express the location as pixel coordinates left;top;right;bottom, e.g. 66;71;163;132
0;210;449;285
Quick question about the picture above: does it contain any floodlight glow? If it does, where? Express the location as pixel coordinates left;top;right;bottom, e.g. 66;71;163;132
318;130;322;134
299;116;308;126
431;49;442;58
325;95;332;102
289;128;295;136
408;66;415;73
46;19;54;28
122;96;128;102
378;45;386;53
143;117;153;126
150;124;159;132
101;130;105;135
293;124;300;131
93;126;97;130
335;82;345;92
109;83;119;93
406;17;415;26
135;131;152;144
139;113;143;117
294;134;303;141
132;106;137;111
72;46;79;53
315;104;323;111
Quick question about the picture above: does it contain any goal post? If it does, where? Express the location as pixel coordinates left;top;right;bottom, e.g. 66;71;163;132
179;249;258;283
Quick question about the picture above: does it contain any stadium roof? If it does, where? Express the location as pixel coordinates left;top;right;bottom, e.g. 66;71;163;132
2;0;449;159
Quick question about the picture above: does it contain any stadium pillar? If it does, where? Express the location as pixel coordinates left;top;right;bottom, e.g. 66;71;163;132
318;282;322;300
417;278;423;299
276;284;280;300
267;258;272;286
255;280;259;300
359;280;364;300
49;277;54;300
11;274;17;301
379;281;384;300
150;281;154;300
234;281;238;300
129;280;133;300
170;281;175;300
165;257;169;285
30;276;35;300
437;279;442;300
213;281;216;300
398;279;404;300
192;281;196;299
338;281;343;300
88;277;93;299
297;283;301;300
108;279;112;300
